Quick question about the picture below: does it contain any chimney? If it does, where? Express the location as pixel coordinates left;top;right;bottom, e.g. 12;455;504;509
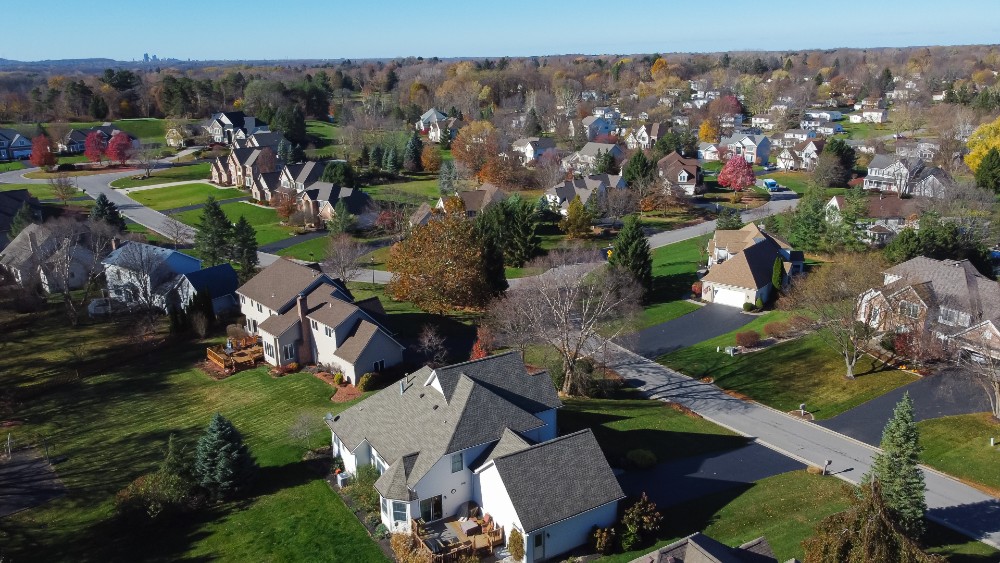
27;230;39;255
110;237;119;251
296;293;314;365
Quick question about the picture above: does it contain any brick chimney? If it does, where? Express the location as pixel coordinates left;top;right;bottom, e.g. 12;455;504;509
296;293;313;365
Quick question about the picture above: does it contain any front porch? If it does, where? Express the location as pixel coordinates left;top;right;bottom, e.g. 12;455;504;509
412;514;506;562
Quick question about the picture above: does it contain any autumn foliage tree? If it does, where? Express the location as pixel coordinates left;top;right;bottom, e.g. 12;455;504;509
106;133;133;166
698;120;720;143
420;145;442;173
29;135;56;169
84;131;105;163
469;326;495;360
451;120;498;180
386;215;491;314
718;155;756;191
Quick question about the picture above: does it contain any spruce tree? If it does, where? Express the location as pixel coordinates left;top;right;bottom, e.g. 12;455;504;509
383;146;399;174
622;151;655;187
974;147;1000;193
358;144;370;168
524;108;542;136
403;131;423;172
195;197;234;267
609;214;652;293
592;149;617;174
503;196;540;267
715;207;743;230
277;139;292;163
439;160;457;195
864;393;927;539
90;193;127;231
194;413;257;501
8;202;35;239
327;199;355;234
474;210;509;297
230;215;259;283
370;145;384;171
789;184;827;251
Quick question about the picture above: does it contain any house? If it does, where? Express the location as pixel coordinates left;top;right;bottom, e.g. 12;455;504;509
673;115;690;128
561;142;623;174
250;171;282;203
776;138;825;171
804;109;842;121
0;128;32;161
863;155;952;196
0;189;41;248
860;97;885;110
428;117;464;143
280;161;325;191
720;133;770;165
165;124;201;148
775;128;816;148
845;139;876;155
702;224;803;308
895;140;940;161
859;108;888;123
327;353;623;563
545;174;625;215
799;116;823;130
58;124;139;154
826;194;926;246
697;142;720;161
657;152;703;196
630;532;777;563
173;264;240;315
0;222;95;292
408;202;435;227
296;182;372;225
511;137;557;165
625;122;668;150
816;122;844;136
227;148;277;189
210;156;233;186
718;113;744;129
858;256;1000;360
204;111;268;145
242;130;287;149
238;258;403;380
749;114;778;131
415;108;448;132
436;184;507;218
102;242;205;312
578;116;615;141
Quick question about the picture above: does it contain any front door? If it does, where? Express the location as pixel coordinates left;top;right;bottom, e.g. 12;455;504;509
420;495;443;522
533;532;545;560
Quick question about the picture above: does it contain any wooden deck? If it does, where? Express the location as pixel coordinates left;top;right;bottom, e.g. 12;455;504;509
206;337;263;373
413;516;505;561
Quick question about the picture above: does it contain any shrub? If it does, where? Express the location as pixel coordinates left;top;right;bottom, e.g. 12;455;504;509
356;372;375;392
763;321;789;339
366;513;381;528
508;528;525;561
735;330;761;348
333;372;344;385
56;163;75;171
755;296;764;310
626;449;657;469
620;528;640;551
593;526;617;555
374;523;390;539
331;455;345;474
621;492;663;539
742;302;754;312
115;470;191;522
345;464;380;514
787;314;813;332
390;533;432;563
881;333;897;353
691;281;702;296
806;465;824;475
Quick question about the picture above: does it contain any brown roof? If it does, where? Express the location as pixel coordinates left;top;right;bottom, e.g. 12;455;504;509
305;287;359;329
258;309;299;336
334;320;380;363
866;195;926;219
237;258;324;311
458;184;507;213
703;238;780;291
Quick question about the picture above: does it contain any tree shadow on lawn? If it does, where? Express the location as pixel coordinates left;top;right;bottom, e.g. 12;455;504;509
647;270;700;306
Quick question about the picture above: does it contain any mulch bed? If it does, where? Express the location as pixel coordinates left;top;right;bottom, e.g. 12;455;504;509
197;360;231;381
331;383;362;403
787;409;816;421
312;371;340;386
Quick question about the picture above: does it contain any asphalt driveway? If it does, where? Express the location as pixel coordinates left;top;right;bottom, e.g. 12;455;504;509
0;448;65;518
818;368;993;446
622;304;755;359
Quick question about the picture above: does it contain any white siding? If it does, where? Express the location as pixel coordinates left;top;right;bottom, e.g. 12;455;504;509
474;464;523;546
524;502;618;563
412;443;490;522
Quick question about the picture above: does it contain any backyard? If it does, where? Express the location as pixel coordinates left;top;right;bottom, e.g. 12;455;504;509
172;201;296;246
1;181;84;201
129;183;244;211
636;235;711;330
110;162;212;189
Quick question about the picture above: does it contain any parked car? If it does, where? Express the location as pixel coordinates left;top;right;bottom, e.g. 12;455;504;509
763;179;780;191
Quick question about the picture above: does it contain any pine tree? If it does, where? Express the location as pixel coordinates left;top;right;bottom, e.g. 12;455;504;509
474;206;509;297
370;145;384;171
715;207;743;230
327;199;355;234
8;202;34;239
609;215;652;294
403;131;423;172
592;149;617;174
439;160;457;195
524;108;542;136
789;185;827;251
195;197;234;267
277;139;292;163
771;257;784;293
90;193;127;231
290;144;306;163
383;146;399;174
622;151;655;187
194;414;257;501
560;196;592;238
503;196;540;267
358;144;370;168
230;215;259;283
974;147;1000;193
864;393;927;539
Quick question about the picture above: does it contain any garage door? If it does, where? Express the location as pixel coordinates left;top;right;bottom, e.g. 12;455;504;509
714;288;747;308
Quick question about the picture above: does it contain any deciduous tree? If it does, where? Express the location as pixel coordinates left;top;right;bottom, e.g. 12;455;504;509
964;114;1000;172
698;120;720;143
451;120;498;179
560;196;592;238
420;145;441;173
324;233;367;283
106;133;133;166
84;130;105;163
29;135;56;169
717;155;755;191
48;173;77;204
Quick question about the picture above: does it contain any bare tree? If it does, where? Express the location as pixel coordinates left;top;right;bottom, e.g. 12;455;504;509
415;324;449;367
108;240;168;323
602;188;639;228
288;413;316;450
323;234;368;283
162;213;191;249
534;150;566;191
257;147;277;174
783;253;888;379
48;173;77;205
490;249;641;396
134;146;160;178
43;218;118;324
952;330;1000;420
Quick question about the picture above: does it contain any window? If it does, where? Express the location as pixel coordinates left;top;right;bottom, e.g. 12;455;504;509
392;501;407;522
939;308;960;326
325;327;333;338
373;360;385;372
257;303;262;313
282;344;295;361
240;295;245;304
381;497;388;515
899;301;920;319
311;320;318;330
451;453;463;473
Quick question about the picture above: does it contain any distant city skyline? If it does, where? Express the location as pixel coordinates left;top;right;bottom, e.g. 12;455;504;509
3;0;999;62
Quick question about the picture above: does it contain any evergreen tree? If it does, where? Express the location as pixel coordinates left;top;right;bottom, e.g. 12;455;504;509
370;145;384;170
560;196;592;238
864;393;926;539
438;160;457;196
503;195;540;267
320;161;357;188
827;186;868;250
194;414;257;501
290;144;306;163
403;131;423;172
195;197;234;267
327;199;355;234
715;207;743;230
90;193;127;231
230;215;259;283
8;202;35;239
277;139;292;163
772;256;784;293
383;146;399;174
609;215;652;294
622;150;655;187
789;185;827;250
523;108;543;136
473;209;509;297
358;144;370;168
592;149;617;174
974;147;1000;193
89;95;109;120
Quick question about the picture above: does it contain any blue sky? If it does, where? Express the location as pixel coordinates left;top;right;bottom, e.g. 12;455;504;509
3;0;998;61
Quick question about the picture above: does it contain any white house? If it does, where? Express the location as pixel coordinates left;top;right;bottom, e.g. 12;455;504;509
816;122;844;136
625;122;668;150
237;258;403;382
702;224;803;308
697;142;720;161
561;142;623;174
511;137;556;165
545;174;625;214
750;115;778;131
861;155;951;196
720;133;770;165
804;109;842;121
428;117;464;143
102;242;204;311
415;108;448;132
204;111;268;145
860;109;888;123
327;353;624;563
776;139;825;171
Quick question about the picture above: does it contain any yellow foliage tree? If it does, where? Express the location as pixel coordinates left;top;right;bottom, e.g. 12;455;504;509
965;115;1000;172
699;120;720;143
650;58;669;80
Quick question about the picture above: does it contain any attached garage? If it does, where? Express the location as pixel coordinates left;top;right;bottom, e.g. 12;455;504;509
712;286;749;308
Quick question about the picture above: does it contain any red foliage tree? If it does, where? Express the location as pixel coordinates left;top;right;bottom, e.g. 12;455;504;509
106;133;133;166
717;155;756;191
29;135;56;169
468;326;495;360
84;131;105;163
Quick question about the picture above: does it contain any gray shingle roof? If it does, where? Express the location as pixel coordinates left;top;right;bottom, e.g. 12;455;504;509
491;429;624;533
884;256;1000;326
236;258;327;311
629;532;777;563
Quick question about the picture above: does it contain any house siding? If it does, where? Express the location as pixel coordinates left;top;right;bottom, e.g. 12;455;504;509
523;502;618;563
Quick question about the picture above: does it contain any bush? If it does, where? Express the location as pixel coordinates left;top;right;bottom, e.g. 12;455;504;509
621;492;663;539
331;455;345;474
763;321;789;339
742;302;754;312
626;449;657;469
593;526;617;555
344;464;380;514
755;297;764;310
366;513;381;528
508;528;525;561
881;333;896;353
735;330;761;348
787;314;813;332
691;281;702;297
333;372;344;385
356;372;375;392
115;470;192;522
56;163;76;171
390;533;433;563
620;528;640;551
374;523;389;539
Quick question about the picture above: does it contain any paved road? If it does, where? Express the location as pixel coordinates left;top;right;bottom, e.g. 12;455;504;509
622;303;755;359
595;341;1000;549
647;191;799;249
818;368;993;445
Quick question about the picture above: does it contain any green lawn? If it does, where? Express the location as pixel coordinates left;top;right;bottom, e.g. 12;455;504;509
130;183;245;211
113;118;169;143
0;160;25;172
560;389;747;467
173;201;295;246
637;235;711;330
918;413;1000;493
840;119;890;140
347;281;478;341
110;162;211;188
760;171;849;197
278;234;333;262
1;182;83;201
57;154;90;165
125;222;168;245
365;174;441;204
659;313;918;419
0;305;385;562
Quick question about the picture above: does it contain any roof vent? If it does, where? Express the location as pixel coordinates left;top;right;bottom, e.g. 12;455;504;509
419;393;425;399
432;405;439;410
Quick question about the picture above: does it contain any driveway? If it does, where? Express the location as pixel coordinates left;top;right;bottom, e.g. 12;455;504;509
623;304;755;359
818;368;993;446
0;448;66;518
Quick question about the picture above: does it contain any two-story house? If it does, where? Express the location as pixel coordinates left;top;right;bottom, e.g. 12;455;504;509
511;137;556;165
625;122;668;150
279;161;325;192
750;114;778;131
657;151;702;196
561;142;623;174
327;352;624;563
415;108;449;132
545;173;625;215
436;183;507;218
102;242;231;313
720;133;770;165
428;117;464;143
702;223;803;308
776;139;825;171
577;116;614;141
0;128;32;161
825;194;926;246
804;109;842;121
204;111;269;145
238;258;403;381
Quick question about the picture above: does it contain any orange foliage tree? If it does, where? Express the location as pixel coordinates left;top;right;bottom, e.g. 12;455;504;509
451;120;498;180
421;145;442;173
469;326;495;360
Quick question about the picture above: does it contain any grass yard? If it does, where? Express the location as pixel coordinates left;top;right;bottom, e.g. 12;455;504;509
277;234;334;262
760;171;849;197
1;181;83;201
0;305;385;562
636;235;711;330
638;208;706;232
0;160;25;172
173;201;295;246
365;174;441;204
347;281;478;342
110;162;211;188
659;313;917;419
124;222;168;245
57;154;90;165
840;119;890;140
560;389;747;467
918;413;1000;494
129;182;244;211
